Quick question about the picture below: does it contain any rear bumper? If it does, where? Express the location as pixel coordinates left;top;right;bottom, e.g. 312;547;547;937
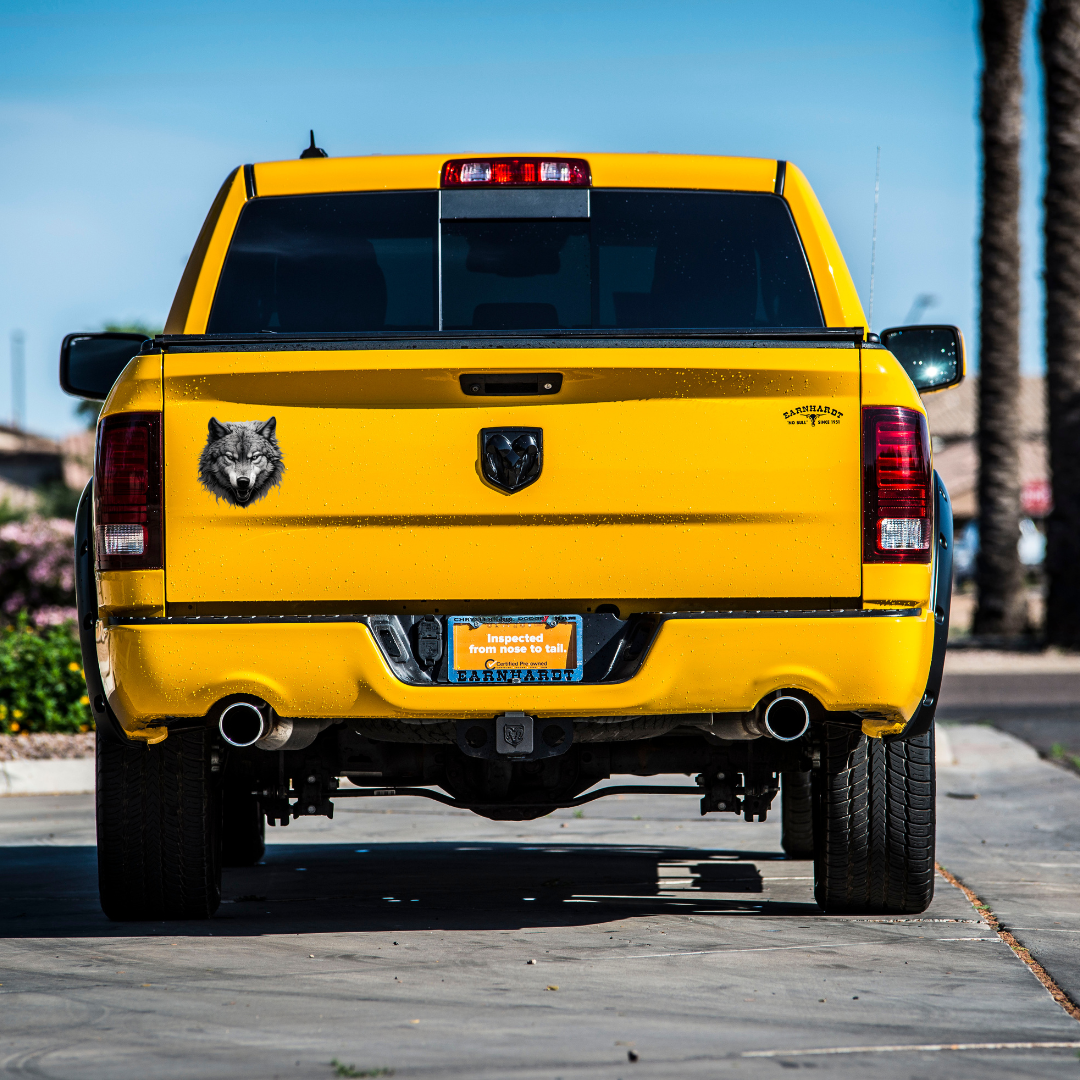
99;608;934;740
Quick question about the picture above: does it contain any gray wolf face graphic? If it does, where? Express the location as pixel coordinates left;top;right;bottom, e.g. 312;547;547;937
198;417;284;507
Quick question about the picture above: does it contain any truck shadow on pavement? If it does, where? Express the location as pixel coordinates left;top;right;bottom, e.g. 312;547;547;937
0;841;821;937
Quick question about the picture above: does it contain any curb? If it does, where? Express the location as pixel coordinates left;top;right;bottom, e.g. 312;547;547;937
0;759;94;796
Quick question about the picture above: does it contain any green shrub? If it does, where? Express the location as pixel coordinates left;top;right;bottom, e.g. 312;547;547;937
0;615;91;734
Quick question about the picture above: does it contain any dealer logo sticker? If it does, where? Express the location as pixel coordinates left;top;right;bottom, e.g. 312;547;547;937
783;405;843;427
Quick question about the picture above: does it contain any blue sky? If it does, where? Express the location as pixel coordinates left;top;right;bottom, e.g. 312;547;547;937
0;0;1045;435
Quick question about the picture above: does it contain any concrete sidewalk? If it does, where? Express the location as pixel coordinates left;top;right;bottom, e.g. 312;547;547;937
937;722;1080;1014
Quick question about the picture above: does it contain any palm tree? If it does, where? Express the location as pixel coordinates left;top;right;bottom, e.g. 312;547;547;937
974;0;1029;638
1041;0;1080;647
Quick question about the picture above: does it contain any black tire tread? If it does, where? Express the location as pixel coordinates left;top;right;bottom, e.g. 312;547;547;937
813;724;870;910
867;730;936;912
96;728;221;921
813;722;935;915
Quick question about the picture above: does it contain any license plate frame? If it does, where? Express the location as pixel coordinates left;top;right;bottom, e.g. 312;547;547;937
447;615;584;684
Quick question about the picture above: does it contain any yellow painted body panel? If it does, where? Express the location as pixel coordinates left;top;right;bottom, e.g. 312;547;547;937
250;152;778;200
100;612;933;731
862;565;932;608
178;168;249;339
162;346;862;606
589;153;778;192
254;154;446;197
99;571;164;618
100;351;163;417
863;346;925;411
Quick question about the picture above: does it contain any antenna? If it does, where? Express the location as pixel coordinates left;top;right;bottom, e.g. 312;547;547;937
868;146;880;331
300;130;328;159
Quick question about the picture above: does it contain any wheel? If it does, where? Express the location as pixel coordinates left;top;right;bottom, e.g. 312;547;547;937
96;727;221;920
221;786;265;867
812;722;935;914
780;770;814;858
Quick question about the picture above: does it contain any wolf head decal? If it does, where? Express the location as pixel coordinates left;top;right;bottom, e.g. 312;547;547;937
198;417;284;507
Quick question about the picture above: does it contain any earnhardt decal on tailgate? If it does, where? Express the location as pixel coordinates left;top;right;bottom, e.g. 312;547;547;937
783;405;843;427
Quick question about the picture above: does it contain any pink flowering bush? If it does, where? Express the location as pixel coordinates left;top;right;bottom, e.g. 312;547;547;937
0;517;76;625
0;518;87;732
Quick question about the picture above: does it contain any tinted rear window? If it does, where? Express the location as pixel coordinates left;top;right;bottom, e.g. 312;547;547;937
208;192;438;333
208;190;822;333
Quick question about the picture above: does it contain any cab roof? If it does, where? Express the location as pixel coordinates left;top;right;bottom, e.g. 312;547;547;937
248;153;781;197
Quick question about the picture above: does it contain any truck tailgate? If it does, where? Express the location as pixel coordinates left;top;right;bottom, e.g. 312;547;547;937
161;345;861;610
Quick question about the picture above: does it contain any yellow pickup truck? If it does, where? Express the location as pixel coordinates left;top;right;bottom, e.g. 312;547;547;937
61;147;962;922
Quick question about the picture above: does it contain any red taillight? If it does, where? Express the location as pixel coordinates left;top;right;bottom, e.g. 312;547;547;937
441;157;591;187
95;412;162;570
862;406;931;564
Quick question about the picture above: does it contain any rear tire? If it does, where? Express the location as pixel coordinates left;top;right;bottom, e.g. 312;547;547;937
867;729;936;912
812;722;935;914
221;787;265;867
780;770;814;858
96;727;221;921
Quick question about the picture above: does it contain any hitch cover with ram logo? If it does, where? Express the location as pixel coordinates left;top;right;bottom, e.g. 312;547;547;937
456;714;574;760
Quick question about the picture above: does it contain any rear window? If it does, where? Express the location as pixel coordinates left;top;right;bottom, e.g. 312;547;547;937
208;192;438;333
208;190;823;334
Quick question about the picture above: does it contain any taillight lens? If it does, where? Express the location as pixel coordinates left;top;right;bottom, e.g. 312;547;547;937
95;412;162;570
441;157;591;187
862;406;931;564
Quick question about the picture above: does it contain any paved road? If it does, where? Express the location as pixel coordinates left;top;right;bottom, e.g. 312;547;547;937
1;723;1079;1079
940;651;1080;756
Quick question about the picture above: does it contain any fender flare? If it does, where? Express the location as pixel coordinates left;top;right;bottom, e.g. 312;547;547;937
74;479;132;744
883;470;953;744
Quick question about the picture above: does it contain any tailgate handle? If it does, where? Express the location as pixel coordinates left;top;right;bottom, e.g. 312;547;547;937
460;373;562;397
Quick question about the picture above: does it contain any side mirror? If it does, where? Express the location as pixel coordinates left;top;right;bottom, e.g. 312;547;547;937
59;333;149;401
878;324;965;394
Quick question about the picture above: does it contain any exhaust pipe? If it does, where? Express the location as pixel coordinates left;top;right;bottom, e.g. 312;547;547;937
217;700;329;750
709;694;813;741
760;695;811;741
218;701;270;748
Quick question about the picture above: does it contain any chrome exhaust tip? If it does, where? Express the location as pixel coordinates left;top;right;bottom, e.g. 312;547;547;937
762;695;811;742
216;700;330;751
218;701;269;748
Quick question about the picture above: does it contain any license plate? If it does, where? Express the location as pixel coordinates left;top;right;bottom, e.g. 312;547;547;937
447;615;583;684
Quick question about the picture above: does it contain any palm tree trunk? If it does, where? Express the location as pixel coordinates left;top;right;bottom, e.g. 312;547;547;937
974;0;1029;638
1041;0;1080;647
